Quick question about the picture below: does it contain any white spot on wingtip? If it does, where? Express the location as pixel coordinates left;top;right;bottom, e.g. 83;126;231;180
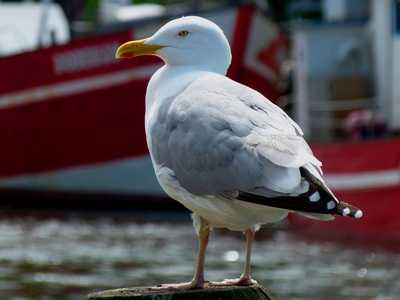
342;207;351;216
354;210;363;218
327;200;336;210
309;191;320;202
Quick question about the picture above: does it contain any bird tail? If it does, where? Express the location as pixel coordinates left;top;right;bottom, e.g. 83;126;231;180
236;166;363;220
237;190;363;219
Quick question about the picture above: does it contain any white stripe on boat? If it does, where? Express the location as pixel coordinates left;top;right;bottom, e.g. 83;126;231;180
326;168;400;190
0;64;161;110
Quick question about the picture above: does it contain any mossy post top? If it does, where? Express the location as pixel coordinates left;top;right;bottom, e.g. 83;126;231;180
88;284;274;300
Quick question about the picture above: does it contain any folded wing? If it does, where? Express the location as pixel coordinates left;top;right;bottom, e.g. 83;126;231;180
149;73;361;218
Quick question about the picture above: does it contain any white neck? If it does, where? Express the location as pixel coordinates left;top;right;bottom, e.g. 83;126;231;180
145;64;221;113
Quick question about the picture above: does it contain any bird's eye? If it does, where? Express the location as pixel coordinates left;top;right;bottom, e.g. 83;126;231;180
178;30;189;37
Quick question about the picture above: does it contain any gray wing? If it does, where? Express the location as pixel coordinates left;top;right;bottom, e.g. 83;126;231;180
149;73;321;196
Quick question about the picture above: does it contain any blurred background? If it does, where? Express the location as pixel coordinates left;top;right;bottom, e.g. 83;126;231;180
0;0;400;299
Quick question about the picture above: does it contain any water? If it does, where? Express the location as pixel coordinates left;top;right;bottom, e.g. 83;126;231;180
0;211;398;300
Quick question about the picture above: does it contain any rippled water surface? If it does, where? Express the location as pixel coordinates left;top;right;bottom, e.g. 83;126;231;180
0;211;398;300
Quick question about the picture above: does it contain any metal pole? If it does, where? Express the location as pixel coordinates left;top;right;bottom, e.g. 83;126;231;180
37;0;53;48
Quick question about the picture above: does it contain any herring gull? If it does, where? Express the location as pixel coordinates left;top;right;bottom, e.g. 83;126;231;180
115;16;362;289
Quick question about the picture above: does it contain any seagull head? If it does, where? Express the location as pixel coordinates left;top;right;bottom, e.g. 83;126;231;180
115;16;232;74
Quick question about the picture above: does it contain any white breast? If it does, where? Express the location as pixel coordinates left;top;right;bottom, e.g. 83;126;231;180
144;65;211;152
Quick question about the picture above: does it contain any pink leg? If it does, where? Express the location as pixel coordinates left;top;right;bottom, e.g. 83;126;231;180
213;228;257;286
152;216;210;290
191;216;210;287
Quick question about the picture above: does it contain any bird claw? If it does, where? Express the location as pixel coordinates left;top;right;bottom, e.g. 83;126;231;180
151;280;204;291
211;277;257;286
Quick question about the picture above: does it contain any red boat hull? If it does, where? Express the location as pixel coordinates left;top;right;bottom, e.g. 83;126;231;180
0;5;398;248
290;138;400;249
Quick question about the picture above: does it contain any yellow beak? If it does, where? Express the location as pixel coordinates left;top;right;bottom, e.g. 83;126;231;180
115;39;163;59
